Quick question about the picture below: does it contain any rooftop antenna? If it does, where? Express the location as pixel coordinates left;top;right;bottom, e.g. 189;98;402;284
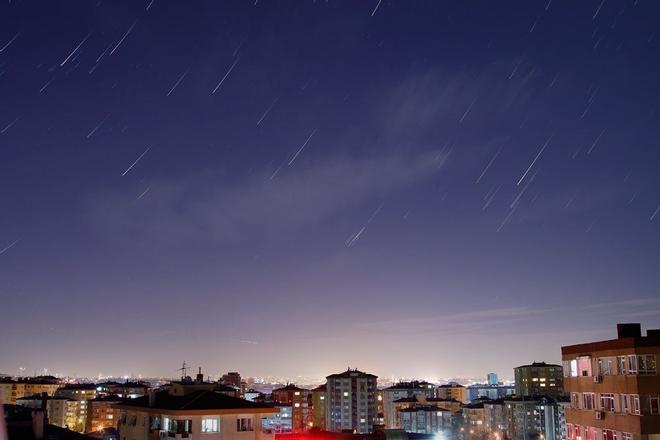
176;361;188;380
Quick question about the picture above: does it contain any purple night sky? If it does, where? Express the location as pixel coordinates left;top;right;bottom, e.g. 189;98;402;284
1;0;659;380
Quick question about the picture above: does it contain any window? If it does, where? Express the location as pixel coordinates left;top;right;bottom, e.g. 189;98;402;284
617;356;627;375
603;430;617;440
574;424;582;440
583;393;596;410
202;418;219;433
627;355;638;374
600;393;615;412
621;395;630;413
598;357;612;375
571;393;580;409
650;396;660;415
567;424;574;440
621;433;632;440
631;394;640;415
638;355;656;375
577;357;592;376
569;360;579;377
237;418;253;432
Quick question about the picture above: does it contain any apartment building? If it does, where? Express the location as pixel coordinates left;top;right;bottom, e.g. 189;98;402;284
562;323;660;440
0;376;62;404
325;368;378;433
382;381;435;428
55;383;98;432
15;394;78;429
437;383;468;404
515;362;564;397
311;384;327;430
114;388;278;440
86;394;122;433
271;384;311;432
399;405;453;434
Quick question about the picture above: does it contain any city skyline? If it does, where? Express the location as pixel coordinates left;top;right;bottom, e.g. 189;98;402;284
1;1;660;379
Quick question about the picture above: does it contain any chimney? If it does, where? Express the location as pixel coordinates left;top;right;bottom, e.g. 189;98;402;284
196;367;204;384
148;390;156;407
31;409;45;440
617;323;641;339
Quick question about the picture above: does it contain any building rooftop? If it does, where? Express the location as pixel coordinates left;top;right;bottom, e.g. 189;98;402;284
312;384;327;392
326;368;377;379
437;383;464;388
399;405;449;413
561;323;660;355
90;394;123;402
426;397;461;403
114;389;277;412
392;397;418;403
58;383;98;390
273;384;308;392
514;361;562;369
383;381;433;390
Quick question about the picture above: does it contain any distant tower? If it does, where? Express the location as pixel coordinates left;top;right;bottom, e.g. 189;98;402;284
487;372;498;385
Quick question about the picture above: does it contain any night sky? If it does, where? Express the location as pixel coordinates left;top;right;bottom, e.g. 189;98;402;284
1;0;660;381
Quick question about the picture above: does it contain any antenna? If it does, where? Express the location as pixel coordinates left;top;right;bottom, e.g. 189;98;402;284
176;361;188;380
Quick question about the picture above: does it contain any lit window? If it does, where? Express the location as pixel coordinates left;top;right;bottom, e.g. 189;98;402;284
294;403;300;408
202;418;219;433
320;396;324;400
343;392;349;397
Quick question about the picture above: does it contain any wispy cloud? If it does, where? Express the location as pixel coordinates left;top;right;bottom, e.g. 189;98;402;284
86;150;448;245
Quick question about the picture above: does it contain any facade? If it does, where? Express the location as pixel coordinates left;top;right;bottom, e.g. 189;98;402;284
467;384;515;402
86;395;122;433
325;368;378;433
399;406;452;434
0;376;62;404
222;372;243;388
462;401;487;435
262;405;293;433
56;383;99;432
271;384;311;432
515;362;564;397
114;388;278;440
562;323;660;440
502;396;569;440
311;384;327;430
97;381;150;399
382;381;435;428
14;394;78;429
484;399;508;438
437;383;468;404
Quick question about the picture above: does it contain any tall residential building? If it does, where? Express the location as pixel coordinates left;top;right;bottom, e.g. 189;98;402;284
55;383;98;432
114;388;278;440
382;381;435;428
514;361;564;397
311;384;327;430
437;383;468;404
325;368;378;433
501;395;569;440
86;394;121;433
562;323;660;440
488;373;499;385
271;384;311;432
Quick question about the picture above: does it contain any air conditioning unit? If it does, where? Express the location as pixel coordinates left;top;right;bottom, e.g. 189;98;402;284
595;411;604;420
593;375;603;383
